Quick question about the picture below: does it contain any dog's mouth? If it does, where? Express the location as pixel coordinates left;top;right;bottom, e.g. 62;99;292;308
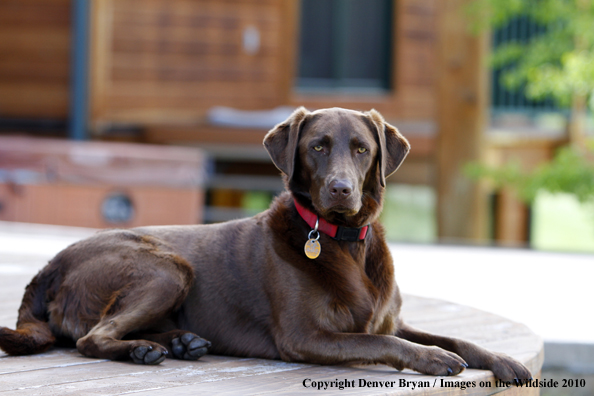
318;199;362;218
327;205;359;216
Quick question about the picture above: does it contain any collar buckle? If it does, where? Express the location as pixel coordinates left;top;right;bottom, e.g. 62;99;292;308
334;226;364;242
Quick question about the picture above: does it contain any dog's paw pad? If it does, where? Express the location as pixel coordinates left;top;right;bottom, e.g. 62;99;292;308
172;333;211;360
130;345;167;365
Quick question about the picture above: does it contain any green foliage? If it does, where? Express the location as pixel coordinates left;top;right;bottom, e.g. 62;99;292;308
466;1;594;221
468;0;594;108
465;145;594;203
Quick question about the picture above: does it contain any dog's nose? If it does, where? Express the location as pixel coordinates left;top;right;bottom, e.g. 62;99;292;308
329;180;353;199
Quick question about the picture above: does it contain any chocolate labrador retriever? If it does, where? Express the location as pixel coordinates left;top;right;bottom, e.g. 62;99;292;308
0;107;532;381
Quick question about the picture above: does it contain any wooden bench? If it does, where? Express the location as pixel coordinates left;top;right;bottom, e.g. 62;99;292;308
0;223;543;395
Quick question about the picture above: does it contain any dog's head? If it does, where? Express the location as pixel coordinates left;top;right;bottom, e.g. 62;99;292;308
264;107;410;225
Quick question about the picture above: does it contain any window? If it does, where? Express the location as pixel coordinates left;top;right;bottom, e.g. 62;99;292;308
297;0;393;93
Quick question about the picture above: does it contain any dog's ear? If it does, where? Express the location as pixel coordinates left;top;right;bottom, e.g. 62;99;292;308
366;109;411;187
263;107;310;180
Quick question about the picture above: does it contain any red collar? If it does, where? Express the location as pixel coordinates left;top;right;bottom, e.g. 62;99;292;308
294;199;369;242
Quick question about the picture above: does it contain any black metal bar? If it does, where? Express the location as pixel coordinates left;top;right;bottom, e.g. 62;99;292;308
69;0;90;140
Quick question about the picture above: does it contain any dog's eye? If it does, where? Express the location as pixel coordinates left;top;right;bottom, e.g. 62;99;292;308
313;145;323;152
357;147;367;154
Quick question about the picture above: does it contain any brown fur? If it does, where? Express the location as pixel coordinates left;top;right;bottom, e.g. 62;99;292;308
0;107;532;380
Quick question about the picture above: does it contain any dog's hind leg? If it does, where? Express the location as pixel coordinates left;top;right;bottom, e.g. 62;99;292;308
75;257;205;365
75;289;171;364
76;308;163;363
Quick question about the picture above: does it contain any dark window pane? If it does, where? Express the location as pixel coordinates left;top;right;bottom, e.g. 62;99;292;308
299;0;334;80
341;0;392;85
297;0;393;91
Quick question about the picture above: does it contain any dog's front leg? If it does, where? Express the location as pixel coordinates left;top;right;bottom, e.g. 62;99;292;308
276;331;467;376
396;323;533;382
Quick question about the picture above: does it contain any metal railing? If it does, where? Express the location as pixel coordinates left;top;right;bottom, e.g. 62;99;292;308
491;16;559;114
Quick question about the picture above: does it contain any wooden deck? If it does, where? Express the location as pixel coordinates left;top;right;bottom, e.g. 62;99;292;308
0;223;543;395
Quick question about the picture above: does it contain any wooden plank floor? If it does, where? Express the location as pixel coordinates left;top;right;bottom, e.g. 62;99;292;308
0;223;543;395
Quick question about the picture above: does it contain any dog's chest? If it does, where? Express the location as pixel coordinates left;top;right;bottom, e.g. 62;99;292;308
316;274;386;334
309;246;396;334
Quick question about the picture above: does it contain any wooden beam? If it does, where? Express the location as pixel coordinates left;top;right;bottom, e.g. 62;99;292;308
435;0;489;241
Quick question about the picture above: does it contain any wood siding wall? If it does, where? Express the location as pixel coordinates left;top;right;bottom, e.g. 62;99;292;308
91;0;438;128
91;0;290;126
0;0;71;119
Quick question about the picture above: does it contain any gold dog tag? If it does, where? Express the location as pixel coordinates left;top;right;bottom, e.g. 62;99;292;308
304;239;321;259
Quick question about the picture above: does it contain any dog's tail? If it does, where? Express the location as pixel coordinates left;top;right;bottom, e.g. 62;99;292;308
0;266;57;356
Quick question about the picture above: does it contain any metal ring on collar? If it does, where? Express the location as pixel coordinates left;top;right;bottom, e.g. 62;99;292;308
308;217;320;241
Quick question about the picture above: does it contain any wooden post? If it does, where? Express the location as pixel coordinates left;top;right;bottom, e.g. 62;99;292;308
279;0;299;104
69;0;91;140
88;0;114;134
436;0;489;242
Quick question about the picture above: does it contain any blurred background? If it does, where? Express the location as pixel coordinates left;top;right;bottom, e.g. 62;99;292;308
0;0;593;393
1;0;593;251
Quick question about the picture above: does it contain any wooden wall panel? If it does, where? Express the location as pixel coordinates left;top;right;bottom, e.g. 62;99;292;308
0;183;203;228
91;0;288;126
0;135;206;227
0;0;71;118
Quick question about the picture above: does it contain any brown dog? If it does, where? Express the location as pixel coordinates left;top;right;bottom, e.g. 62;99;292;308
0;107;532;381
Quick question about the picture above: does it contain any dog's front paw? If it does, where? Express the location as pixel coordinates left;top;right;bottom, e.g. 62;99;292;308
489;353;532;382
407;346;468;376
130;344;168;365
171;332;211;360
